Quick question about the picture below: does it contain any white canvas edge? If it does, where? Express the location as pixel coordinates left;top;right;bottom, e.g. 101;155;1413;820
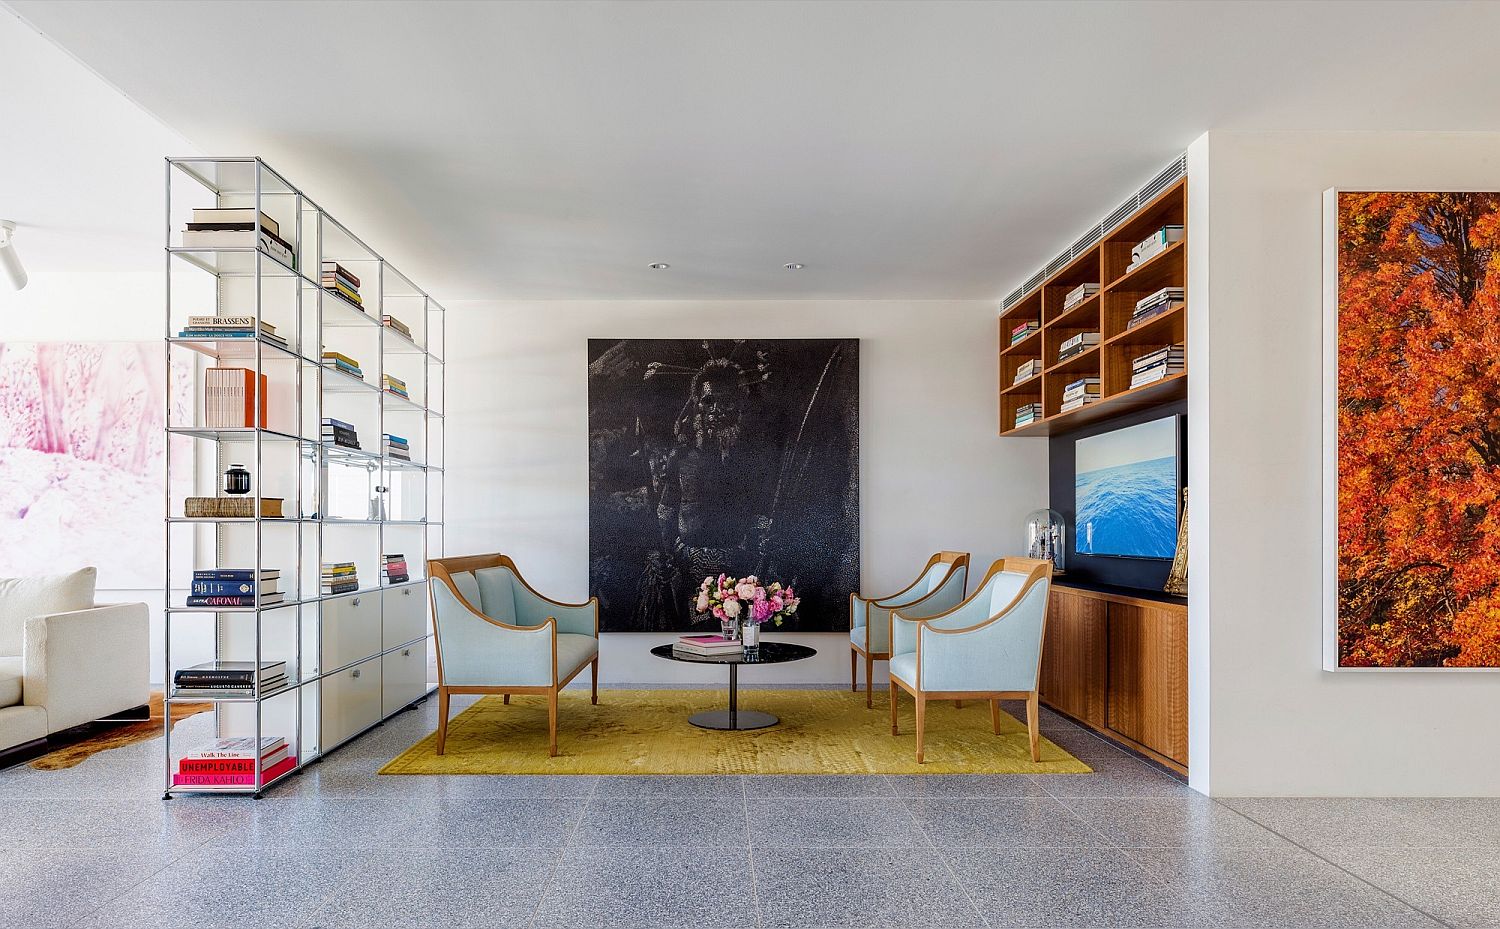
1322;188;1499;672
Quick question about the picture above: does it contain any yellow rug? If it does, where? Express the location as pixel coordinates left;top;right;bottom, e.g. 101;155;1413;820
379;689;1091;775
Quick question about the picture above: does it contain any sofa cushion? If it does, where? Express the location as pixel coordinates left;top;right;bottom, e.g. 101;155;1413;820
0;704;46;752
889;652;919;687
0;567;96;656
0;656;22;707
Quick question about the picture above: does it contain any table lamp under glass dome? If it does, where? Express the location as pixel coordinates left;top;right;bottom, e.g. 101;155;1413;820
1025;508;1066;574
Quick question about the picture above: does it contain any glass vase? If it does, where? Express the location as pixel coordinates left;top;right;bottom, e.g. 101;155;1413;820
719;617;738;640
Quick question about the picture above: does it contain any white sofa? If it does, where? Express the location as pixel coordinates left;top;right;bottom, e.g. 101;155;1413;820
0;567;150;754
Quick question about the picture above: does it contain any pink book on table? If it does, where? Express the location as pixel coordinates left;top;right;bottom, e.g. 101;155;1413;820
679;635;738;646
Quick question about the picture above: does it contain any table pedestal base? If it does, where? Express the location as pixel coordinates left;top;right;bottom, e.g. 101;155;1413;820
688;709;778;731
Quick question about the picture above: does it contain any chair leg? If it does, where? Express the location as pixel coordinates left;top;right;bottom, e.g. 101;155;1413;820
889;679;899;735
503;694;510;705
955;699;963;710
915;693;927;764
591;657;599;705
548;690;559;757
989;698;1001;735
850;647;858;693
436;687;450;755
1027;691;1040;763
864;653;874;709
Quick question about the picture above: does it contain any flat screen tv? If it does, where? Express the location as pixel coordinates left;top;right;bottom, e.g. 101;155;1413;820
1074;415;1180;560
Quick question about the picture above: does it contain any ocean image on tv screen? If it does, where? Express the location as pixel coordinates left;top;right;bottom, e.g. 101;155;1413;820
1075;417;1178;559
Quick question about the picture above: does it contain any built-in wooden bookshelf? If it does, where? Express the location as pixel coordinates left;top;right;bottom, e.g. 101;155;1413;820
998;175;1186;436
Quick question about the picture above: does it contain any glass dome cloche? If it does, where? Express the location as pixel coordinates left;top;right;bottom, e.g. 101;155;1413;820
1025;508;1066;574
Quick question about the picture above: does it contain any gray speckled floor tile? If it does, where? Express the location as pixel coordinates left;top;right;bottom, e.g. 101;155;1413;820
574;797;749;846
884;773;1049;798
0;848;177;928
1224;797;1455;849
595;774;742;797
906;796;1105;847
0;797;243;854
214;797;420;847
744;774;895;798
747;797;929;847
401;797;585;847
754;846;984;927
312;847;553;928
1375;797;1500;846
1321;846;1500;928
533;846;756;928
1129;844;1443;927
942;845;1201;927
1060;796;1284;848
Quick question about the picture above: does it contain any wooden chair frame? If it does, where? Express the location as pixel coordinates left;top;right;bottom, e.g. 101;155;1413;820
428;553;600;757
889;557;1052;764
849;551;969;709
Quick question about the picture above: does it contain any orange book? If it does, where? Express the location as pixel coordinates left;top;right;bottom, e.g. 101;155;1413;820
205;366;268;428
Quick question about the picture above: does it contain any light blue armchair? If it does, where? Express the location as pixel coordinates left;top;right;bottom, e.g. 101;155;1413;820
889;557;1052;763
428;553;599;757
849;551;969;708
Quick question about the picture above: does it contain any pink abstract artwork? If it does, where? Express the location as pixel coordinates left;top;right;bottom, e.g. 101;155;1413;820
0;343;191;588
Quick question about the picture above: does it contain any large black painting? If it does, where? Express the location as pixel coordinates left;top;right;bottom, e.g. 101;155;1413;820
588;338;859;633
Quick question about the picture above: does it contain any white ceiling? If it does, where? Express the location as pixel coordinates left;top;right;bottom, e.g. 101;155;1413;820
7;0;1500;301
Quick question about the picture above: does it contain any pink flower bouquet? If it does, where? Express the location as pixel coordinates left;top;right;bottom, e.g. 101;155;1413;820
693;574;800;627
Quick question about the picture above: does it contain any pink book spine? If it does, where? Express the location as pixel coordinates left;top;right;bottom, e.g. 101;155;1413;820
173;756;295;786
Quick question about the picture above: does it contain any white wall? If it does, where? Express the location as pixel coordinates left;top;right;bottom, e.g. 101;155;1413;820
1190;130;1500;797
445;300;1048;684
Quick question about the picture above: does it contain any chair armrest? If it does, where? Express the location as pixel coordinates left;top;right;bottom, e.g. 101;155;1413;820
545;599;598;638
24;603;149;733
891;609;920;657
917;579;1050;692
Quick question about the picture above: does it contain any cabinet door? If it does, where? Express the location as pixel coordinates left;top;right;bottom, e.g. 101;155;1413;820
382;584;428;651
382;643;428;716
320;656;382;750
322;592;382;673
1040;590;1108;727
1107;603;1189;765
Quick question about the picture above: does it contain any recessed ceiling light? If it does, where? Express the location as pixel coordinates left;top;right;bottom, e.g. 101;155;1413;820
648;262;670;270
784;262;805;270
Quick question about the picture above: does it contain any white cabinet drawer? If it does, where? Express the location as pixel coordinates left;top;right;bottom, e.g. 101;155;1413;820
322;592;382;673
382;643;428;716
382;584;428;651
320;656;381;749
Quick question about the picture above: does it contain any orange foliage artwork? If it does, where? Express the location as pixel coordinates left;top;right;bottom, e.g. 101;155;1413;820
1335;191;1500;668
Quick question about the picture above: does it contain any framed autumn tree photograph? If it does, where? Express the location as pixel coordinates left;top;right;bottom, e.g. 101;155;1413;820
1324;190;1500;670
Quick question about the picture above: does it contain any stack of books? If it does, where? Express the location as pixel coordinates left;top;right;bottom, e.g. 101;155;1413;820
1126;225;1184;272
173;660;288;698
1131;344;1185;388
382;314;413;339
673;634;743;657
1129;287;1185;329
383;433;411;461
1014;402;1042;429
382;554;410;584
1063;282;1100;310
204;367;268;428
322;262;363;310
173;736;296;790
185;496;284;518
1057;331;1100;362
322;562;358;595
178;315;288;349
381;373;410;399
186;568;282;607
182;208;296;269
1059;377;1101;413
322;350;364;382
322;417;360;450
1009;320;1040;346
1012;358;1042;385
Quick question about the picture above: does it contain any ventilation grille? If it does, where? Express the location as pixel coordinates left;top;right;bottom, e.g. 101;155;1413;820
999;153;1186;309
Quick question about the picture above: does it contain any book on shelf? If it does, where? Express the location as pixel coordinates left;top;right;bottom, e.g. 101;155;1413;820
189;208;280;238
175;660;287;685
322;426;361;449
183;735;286;760
190;573;278;596
1057;331;1100;360
1009;321;1040;345
1061;377;1101;403
191;568;281;582
1059;395;1099;413
185;592;285;607
324;278;363;306
186;316;276;333
1063;282;1101;309
184;496;284;519
181;228;295;268
1127;225;1184;271
674;634;744;656
1012;359;1041;385
382;373;408;390
178;328;289;348
381;315;412;338
1129;344;1186;388
204;367;268;428
1013;402;1042;428
172;754;296;788
322;582;359;595
1130;364;1185;388
1134;287;1185;312
1128;286;1185;329
178;743;290;775
382;553;410;584
321;262;361;290
322;562;359;594
1132;344;1185;371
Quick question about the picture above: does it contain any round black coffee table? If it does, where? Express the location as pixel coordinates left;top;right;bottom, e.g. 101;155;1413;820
650;641;817;730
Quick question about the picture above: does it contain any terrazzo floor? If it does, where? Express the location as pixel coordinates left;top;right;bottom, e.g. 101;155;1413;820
1;690;1497;928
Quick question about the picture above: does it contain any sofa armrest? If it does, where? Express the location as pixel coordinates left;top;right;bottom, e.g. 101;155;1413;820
24;602;150;734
